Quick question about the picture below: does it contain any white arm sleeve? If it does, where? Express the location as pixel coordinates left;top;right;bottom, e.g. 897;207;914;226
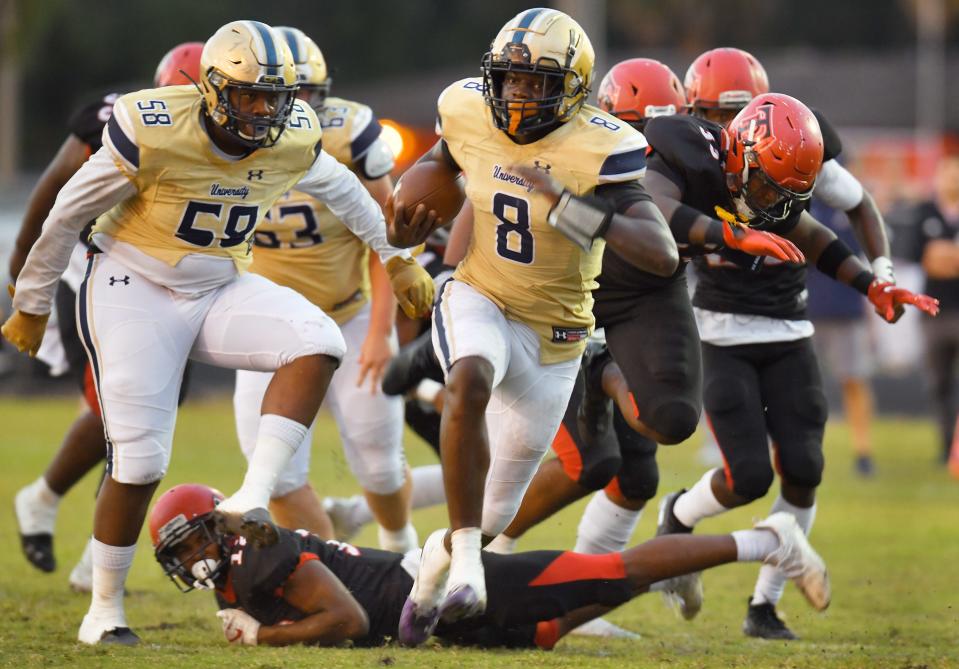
13;147;137;314
295;150;410;263
813;159;864;211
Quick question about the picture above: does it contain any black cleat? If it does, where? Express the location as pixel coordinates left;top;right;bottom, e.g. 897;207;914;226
743;599;798;640
855;454;875;478
382;329;445;396
212;507;279;548
19;533;55;573
656;489;693;537
576;341;615;441
99;627;141;646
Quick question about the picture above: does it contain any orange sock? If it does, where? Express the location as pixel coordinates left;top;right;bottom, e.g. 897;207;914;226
534;619;561;650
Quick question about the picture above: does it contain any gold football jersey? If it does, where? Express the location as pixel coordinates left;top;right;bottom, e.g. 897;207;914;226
247;97;386;324
438;78;649;363
93;84;322;273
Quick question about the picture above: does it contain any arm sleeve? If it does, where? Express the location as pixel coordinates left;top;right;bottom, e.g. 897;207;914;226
594;180;653;214
13;146;137;314
813;159;864;211
295;150;410;263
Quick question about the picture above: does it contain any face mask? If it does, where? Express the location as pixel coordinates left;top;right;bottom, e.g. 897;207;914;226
191;558;221;590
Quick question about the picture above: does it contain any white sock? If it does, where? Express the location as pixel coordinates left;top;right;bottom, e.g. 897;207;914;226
448;527;483;584
88;538;136;627
484;534;517;554
16;477;61;534
574;491;642;554
225;414;309;511
732;529;781;562
378;522;419;553
672;468;729;528
752;496;817;605
410;464;446;509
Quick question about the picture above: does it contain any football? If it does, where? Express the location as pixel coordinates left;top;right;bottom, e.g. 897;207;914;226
390;161;466;222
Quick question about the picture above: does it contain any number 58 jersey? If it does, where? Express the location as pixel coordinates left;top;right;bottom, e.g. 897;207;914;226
92;85;322;273
439;77;648;364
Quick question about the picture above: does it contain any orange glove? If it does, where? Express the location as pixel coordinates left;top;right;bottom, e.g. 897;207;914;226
867;280;940;322
716;206;805;264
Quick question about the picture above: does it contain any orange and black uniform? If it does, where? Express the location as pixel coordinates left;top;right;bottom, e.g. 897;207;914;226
214;527;634;647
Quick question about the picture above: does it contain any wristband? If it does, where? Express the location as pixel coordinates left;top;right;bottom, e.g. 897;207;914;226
547;191;614;251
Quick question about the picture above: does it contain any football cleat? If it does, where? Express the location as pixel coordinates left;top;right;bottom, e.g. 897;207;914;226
656;489;702;619
79;614;139;646
576;341;615;442
212;507;279;549
855;454;875;478
440;533;487;623
14;484;58;572
322;495;366;542
743;599;797;640
381;330;444;397
398;529;451;646
569;617;640;640
754;512;830;611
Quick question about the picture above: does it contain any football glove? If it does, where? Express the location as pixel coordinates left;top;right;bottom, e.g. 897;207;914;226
867;280;940;322
1;285;49;357
216;608;260;646
716;206;805;264
385;256;435;319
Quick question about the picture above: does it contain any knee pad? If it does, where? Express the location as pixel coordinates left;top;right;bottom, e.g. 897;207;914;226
647;398;700;445
613;412;659;501
729;461;775;502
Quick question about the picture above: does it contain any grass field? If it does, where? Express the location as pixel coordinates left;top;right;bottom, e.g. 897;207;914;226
1;396;957;668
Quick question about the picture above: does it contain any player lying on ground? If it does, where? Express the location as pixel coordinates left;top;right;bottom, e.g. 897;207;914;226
149;484;829;649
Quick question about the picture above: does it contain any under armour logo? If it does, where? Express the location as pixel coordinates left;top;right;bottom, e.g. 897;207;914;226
247;169;264;181
534;160;551;174
108;275;130;286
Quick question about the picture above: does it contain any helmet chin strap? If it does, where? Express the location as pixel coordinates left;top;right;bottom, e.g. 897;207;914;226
191;558;221;590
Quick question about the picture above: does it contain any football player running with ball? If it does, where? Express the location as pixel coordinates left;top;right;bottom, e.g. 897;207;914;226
386;8;681;645
232;27;419;553
2;21;432;645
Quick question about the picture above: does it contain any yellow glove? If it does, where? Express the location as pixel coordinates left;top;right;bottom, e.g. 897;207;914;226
2;285;49;357
385;256;435;319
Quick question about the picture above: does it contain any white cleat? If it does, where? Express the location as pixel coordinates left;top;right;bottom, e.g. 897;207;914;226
659;573;704;620
78;613;139;645
570;617;640;639
69;538;94;593
755;512;831;611
398;529;451;646
440;539;487;623
322;495;366;542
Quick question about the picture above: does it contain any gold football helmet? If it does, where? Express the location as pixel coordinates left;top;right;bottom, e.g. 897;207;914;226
199;20;297;148
275;26;331;112
481;8;594;136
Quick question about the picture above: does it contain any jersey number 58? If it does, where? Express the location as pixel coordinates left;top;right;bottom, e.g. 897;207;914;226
176;201;259;249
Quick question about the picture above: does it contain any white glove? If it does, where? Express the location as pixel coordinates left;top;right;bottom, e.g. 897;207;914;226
216;608;260;646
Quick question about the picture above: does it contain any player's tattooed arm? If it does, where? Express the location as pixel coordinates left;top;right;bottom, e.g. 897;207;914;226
254;559;369;646
10;134;90;280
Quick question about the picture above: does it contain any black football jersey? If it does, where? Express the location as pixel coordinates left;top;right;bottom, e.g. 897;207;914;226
66;92;122;153
214;528;413;646
812;108;843;164
639;114;808;320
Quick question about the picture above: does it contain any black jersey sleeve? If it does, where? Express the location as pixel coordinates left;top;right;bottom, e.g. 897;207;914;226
644;115;725;196
594;180;652;214
811;108;843;163
229;533;302;603
66;93;120;153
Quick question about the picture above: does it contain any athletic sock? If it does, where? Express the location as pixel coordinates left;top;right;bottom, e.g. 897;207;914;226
732;529;781;562
751;496;817;605
574;490;642;554
484;534;517;554
16;477;61;534
410;464;446;509
223;414;309;511
88;539;135;627
534;619;561;650
378;522;419;553
448;527;484;587
672;468;729;528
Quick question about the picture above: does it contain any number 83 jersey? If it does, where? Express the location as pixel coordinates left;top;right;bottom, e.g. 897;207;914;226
439;77;648;364
92;85;322;272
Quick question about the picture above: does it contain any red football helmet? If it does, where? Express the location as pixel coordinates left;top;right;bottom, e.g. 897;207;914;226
597;58;686;131
723;93;823;226
154;41;204;87
149;483;226;591
684;48;769;123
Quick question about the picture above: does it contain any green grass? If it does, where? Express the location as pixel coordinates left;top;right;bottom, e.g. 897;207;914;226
1;397;957;668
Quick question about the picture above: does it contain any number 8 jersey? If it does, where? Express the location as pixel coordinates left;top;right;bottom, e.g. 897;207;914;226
93;84;322;272
439;77;648;364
